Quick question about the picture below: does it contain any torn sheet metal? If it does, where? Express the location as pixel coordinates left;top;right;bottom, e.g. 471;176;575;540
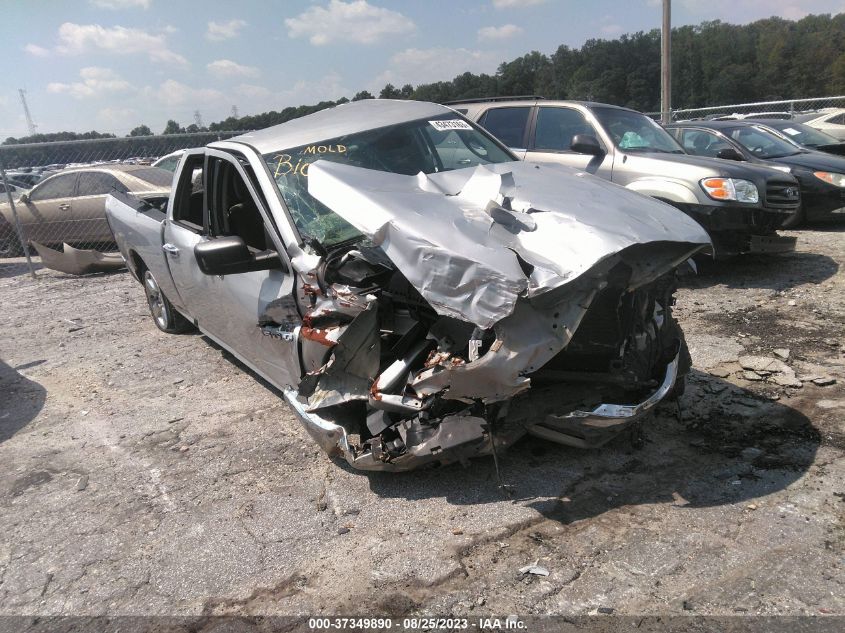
308;161;710;328
32;242;125;275
299;302;380;410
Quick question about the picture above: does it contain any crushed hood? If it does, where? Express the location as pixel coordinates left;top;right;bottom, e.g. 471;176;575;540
308;160;710;329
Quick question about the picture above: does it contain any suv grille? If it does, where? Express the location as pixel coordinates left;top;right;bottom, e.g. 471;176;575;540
765;179;801;211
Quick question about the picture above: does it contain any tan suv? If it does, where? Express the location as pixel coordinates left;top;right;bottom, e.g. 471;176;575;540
455;97;801;257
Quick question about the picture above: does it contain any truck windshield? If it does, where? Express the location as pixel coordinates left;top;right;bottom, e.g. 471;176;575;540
592;107;685;154
264;113;514;247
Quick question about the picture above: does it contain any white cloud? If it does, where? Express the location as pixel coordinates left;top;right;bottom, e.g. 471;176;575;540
157;80;223;106
23;44;50;57
493;0;546;8
89;0;150;8
207;59;260;79
206;19;246;41
477;24;523;41
286;0;415;45
373;47;500;91
600;23;623;36
55;22;188;67
47;67;132;99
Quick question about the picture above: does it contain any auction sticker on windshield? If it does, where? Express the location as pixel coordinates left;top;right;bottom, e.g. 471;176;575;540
429;119;473;131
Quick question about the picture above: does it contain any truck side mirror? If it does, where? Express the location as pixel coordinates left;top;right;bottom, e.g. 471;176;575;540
571;134;605;157
194;236;281;276
18;193;29;203
716;147;745;161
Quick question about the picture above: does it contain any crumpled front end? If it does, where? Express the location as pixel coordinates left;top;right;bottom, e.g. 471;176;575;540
279;161;710;471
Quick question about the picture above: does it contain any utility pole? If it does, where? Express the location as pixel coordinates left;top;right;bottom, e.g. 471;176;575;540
18;89;37;136
661;0;672;123
230;105;239;119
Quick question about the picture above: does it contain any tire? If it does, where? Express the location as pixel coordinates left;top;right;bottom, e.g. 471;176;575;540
0;232;24;258
142;269;192;334
780;207;805;229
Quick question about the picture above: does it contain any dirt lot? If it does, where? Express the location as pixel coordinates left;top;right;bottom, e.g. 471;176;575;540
1;228;844;621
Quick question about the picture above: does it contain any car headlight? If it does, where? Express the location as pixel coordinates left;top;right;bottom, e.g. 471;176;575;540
700;178;759;203
813;171;845;187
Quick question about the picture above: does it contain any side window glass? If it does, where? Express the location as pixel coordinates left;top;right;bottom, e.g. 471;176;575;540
534;107;598;152
679;130;731;158
30;174;77;201
78;172;128;196
208;157;267;251
828;113;845;125
171;155;206;232
478;107;530;148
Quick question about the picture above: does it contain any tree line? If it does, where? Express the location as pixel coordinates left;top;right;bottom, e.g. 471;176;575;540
4;13;845;148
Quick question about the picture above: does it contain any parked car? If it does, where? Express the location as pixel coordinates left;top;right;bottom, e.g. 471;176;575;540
750;119;845;156
456;98;800;257
667;120;845;226
4;171;43;188
794;108;845;140
0;165;171;257
106;99;710;472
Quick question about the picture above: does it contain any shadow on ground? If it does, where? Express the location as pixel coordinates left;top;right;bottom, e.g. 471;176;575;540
688;250;838;291
361;370;820;525
0;359;47;442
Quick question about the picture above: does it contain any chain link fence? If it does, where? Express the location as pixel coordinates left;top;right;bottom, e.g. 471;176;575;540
0;131;250;278
646;95;845;122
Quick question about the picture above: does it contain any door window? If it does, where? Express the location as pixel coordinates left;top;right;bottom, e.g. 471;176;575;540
207;157;268;251
534;107;599;152
29;173;77;201
478;107;531;148
676;129;734;158
77;172;129;196
171;154;206;232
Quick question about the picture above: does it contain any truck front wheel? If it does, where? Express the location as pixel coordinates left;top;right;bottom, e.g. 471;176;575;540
143;269;192;334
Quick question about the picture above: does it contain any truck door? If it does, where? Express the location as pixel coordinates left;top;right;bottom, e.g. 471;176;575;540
161;152;211;317
524;106;613;179
194;150;301;391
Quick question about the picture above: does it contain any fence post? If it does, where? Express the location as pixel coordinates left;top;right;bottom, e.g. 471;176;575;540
0;162;37;280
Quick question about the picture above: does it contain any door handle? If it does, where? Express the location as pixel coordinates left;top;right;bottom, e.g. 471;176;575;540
58;203;70;210
162;243;180;257
457;159;472;165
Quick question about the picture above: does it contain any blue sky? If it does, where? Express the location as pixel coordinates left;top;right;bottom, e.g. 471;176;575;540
2;0;843;138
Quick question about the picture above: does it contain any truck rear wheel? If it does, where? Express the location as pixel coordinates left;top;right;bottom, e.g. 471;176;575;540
143;269;192;334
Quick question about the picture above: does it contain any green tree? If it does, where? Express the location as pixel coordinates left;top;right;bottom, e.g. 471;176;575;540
162;120;185;135
379;84;402;99
352;90;374;101
128;124;153;137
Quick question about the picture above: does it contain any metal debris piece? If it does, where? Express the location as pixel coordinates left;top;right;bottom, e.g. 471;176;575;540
518;560;550;576
32;242;125;275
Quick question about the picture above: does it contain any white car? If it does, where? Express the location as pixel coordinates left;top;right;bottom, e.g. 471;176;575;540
795;108;845;141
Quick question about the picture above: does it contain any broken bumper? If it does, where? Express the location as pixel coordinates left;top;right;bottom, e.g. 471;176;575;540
683;204;796;257
283;353;680;470
523;354;680;449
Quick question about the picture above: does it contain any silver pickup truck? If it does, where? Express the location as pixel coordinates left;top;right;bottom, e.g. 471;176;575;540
106;99;710;472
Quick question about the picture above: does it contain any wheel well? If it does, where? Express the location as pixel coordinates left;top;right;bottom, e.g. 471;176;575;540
128;251;146;282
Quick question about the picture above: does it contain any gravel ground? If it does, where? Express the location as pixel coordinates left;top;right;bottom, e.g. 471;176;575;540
0;228;843;620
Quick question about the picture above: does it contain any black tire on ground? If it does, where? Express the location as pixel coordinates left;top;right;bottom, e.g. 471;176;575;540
142;269;193;334
780;207;805;229
0;232;24;258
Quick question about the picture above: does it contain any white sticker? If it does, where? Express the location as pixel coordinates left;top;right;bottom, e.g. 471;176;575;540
429;119;473;131
783;127;800;136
